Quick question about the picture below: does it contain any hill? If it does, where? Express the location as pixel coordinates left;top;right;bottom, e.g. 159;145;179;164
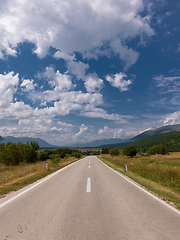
132;132;180;152
98;124;180;148
129;124;180;143
1;136;58;149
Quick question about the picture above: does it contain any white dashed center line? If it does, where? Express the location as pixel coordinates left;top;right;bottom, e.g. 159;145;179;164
86;178;91;193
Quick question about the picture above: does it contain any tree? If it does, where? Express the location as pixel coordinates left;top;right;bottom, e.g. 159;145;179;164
38;150;51;161
23;141;39;163
123;145;137;157
147;144;168;155
113;147;120;156
0;142;25;165
109;147;120;156
109;148;114;156
101;148;109;154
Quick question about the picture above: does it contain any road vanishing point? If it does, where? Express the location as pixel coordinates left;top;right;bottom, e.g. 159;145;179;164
0;156;180;240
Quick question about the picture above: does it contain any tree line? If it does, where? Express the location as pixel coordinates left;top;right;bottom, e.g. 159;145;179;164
102;143;168;157
0;140;40;166
0;136;101;166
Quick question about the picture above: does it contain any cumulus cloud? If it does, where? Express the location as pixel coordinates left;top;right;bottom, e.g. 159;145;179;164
67;60;90;80
0;69;134;146
106;72;132;91
21;79;36;92
73;124;88;140
98;126;109;135
38;66;73;91
110;39;140;70
0;72;19;107
162;111;180;126
0;0;153;67
113;129;126;138
84;74;104;93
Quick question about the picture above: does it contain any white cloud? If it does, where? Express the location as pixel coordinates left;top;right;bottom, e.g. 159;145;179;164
0;72;19;107
84;74;104;93
154;75;180;90
106;72;132;91
153;74;180;107
54;51;76;61
39;66;73;91
54;51;90;81
110;38;140;70
0;70;135;146
73;124;88;139
162;111;180;126
113;129;126;138
67;60;90;80
81;106;130;123
0;0;153;67
98;126;109;135
4;101;33;119
21;79;35;91
57;121;72;128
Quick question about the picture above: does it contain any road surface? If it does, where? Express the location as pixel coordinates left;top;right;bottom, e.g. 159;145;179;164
0;156;180;239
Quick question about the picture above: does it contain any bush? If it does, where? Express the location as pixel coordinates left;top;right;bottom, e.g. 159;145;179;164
109;148;114;156
101;148;110;154
123;145;137;157
147;144;168;155
0;141;39;165
38;150;52;161
109;147;120;156
23;141;39;163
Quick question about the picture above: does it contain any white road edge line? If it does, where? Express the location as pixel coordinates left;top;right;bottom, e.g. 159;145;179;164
86;178;91;193
89;166;90;169
99;158;180;215
0;158;84;209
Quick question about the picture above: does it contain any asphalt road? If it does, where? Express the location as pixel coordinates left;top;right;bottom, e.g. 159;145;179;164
0;156;180;240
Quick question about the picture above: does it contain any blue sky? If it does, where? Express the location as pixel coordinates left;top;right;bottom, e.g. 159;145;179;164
0;0;180;145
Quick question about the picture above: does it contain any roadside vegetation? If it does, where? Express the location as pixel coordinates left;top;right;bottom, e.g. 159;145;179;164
0;156;78;197
100;151;180;209
0;136;97;197
1;133;180;210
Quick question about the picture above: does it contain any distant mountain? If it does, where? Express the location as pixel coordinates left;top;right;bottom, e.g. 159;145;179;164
63;138;128;148
131;131;180;152
98;124;180;148
128;124;180;143
1;136;58;149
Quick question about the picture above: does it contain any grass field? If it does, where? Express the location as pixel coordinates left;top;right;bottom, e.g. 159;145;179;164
100;152;180;210
0;157;77;197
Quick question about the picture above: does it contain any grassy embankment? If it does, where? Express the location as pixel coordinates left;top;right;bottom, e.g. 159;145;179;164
0;157;77;197
100;152;180;210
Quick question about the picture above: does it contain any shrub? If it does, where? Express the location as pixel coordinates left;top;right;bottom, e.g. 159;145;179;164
109;147;120;156
101;148;110;154
38;150;52;161
123;145;137;157
147;144;168;155
109;148;114;156
0;141;39;165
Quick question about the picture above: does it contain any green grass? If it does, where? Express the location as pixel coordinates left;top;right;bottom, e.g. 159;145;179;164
99;153;180;210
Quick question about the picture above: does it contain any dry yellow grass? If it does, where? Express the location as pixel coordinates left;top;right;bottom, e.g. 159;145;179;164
0;157;77;197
